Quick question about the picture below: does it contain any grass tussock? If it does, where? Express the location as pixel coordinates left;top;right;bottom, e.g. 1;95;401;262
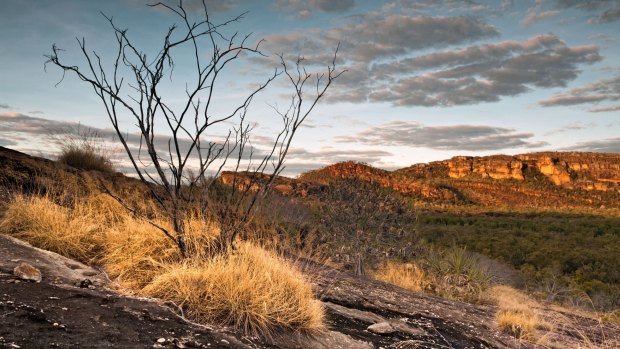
0;195;102;262
487;285;552;342
375;247;490;303
374;261;429;293
0;194;323;335
59;143;115;173
142;242;325;336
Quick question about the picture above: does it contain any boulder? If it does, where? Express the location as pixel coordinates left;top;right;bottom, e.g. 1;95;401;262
13;262;42;282
367;322;395;335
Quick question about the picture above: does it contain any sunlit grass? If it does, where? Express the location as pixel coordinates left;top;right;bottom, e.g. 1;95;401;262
0;193;324;335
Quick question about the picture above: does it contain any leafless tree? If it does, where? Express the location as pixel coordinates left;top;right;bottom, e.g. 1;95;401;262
45;1;343;256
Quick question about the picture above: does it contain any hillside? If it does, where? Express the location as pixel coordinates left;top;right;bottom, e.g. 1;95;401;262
292;152;620;209
1;146;620;348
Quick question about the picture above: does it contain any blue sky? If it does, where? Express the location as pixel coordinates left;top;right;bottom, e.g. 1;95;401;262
1;0;619;176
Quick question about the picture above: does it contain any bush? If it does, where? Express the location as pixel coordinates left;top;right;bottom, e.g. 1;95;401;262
373;247;491;303
424;247;491;302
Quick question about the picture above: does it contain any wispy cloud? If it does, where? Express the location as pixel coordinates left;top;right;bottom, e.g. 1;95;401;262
563;137;620;153
336;121;547;151
273;0;355;18
0;103;10;109
538;75;620;108
521;9;560;26
0;113;259;164
552;0;620;24
588;33;616;43
288;146;391;163
544;121;596;135
589;105;620;112
363;35;600;107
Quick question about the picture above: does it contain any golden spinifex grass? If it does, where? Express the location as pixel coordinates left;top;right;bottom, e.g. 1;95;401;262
0;195;102;262
0;194;325;335
374;248;491;303
486;285;552;342
142;242;325;336
374;261;429;293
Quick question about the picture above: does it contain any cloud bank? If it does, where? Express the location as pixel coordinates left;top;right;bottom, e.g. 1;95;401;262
336;121;547;151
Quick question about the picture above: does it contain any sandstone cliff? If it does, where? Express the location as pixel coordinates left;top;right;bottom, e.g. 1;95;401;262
290;152;620;209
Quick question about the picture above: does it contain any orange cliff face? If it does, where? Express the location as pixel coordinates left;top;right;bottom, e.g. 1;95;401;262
215;152;620;209
442;152;620;191
446;156;524;181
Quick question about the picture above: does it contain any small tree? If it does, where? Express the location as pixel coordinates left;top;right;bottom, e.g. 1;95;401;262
45;1;343;256
315;179;418;275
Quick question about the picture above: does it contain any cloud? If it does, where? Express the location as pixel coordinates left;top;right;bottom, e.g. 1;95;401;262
145;0;235;13
552;0;620;23
363;34;600;106
563;137;620;153
399;0;508;14
336;121;547;151
538;75;620;107
256;10;532;107
328;15;498;62
260;13;497;66
544;121;596;135
588;33;616;42
0;138;18;147
0;103;10;109
0;113;266;169
287;147;392;163
273;0;355;18
590;6;620;23
521;9;560;26
589;105;620;112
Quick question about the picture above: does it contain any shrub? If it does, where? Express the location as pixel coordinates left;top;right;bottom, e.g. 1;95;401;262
373;247;490;303
424;247;491;302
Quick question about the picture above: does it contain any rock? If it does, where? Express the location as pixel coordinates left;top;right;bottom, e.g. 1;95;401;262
367;322;395;334
387;340;425;348
13;262;42;282
157;337;166;343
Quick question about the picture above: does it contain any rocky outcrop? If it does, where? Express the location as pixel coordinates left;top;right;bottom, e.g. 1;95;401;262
518;152;620;191
440;152;620;191
299;161;391;186
447;156;525;181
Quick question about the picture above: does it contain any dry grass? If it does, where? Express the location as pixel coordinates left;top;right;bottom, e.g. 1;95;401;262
142;242;325;337
374;248;490;303
374;261;429;293
0;193;324;336
0;195;102;262
487;285;552;342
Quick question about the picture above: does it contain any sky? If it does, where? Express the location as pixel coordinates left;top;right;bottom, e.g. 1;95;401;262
1;0;619;177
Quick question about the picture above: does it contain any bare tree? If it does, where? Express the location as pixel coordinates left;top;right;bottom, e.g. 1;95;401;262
45;1;343;256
